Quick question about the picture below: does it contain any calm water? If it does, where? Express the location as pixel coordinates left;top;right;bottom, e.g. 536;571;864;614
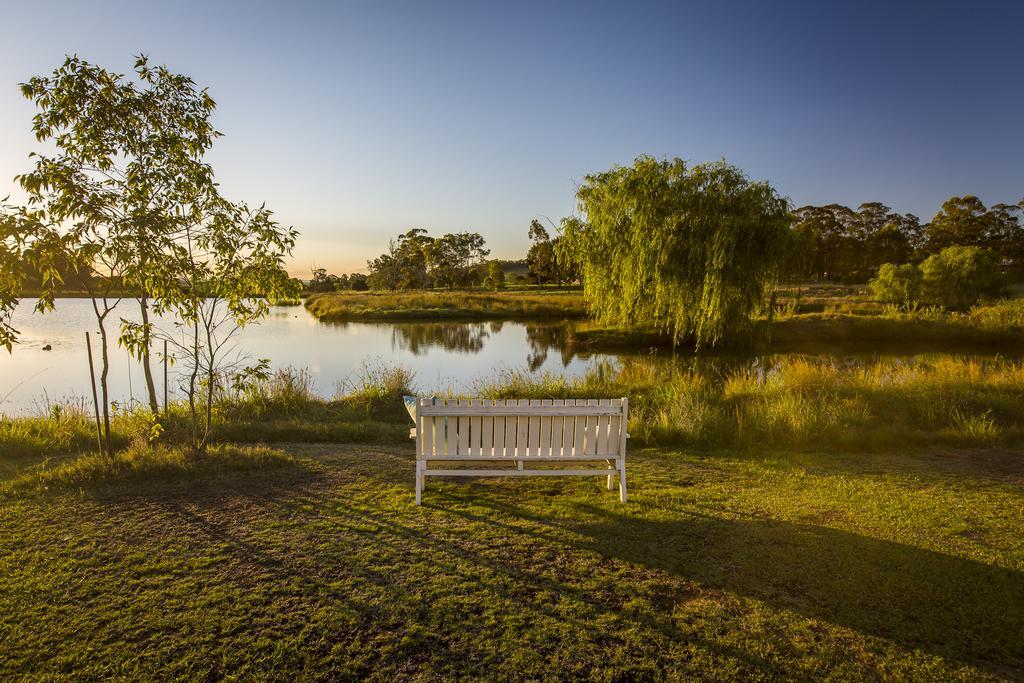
0;298;601;415
1;298;1010;416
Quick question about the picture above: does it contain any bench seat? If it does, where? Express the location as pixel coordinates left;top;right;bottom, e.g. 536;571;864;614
409;398;629;505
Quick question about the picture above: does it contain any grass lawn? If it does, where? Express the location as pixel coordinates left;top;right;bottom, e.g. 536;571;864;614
2;442;1022;679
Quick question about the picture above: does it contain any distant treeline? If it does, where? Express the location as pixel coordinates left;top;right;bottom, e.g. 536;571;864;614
307;221;574;292
307;194;1024;293
790;195;1024;282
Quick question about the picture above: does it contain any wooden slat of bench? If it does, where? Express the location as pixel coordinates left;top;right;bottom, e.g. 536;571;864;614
469;399;481;456
528;399;541;457
516;400;529;457
446;399;458;457
481;399;493;456
562;398;576;456
573;405;589;458
504;407;517;458
538;399;552;456
458;399;471;458
584;398;598;455
607;399;621;456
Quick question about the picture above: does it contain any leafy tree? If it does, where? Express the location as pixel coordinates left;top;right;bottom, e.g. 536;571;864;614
790;203;921;281
926;196;997;250
308;267;342;292
559;156;791;348
920;245;1005;311
7;55;298;455
366;242;401;290
348;272;369;291
484;260;505;290
367;228;489;290
867;263;923;306
16;55;222;416
428;232;489;288
395;229;433;289
164;200;298;453
0;201;26;351
526;219;557;285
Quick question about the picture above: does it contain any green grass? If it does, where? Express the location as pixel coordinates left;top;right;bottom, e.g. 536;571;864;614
1;441;1021;679
304;290;587;321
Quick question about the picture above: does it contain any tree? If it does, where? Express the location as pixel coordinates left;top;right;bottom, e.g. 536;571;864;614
308;267;340;292
7;55;299;456
428;232;489;288
366;242;401;290
867;263;923;306
920;245;1005;311
526;219;557;285
926;196;996;251
16;55;221;416
0;201;26;352
484;260;505;290
559;156;791;348
348;272;369;291
163;200;298;453
790;203;921;281
395;228;433;289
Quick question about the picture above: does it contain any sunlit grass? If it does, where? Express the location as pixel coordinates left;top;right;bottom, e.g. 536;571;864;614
1;441;1021;678
467;355;1024;451
304;290;586;321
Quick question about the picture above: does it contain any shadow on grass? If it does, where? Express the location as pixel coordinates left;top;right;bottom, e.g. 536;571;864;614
452;493;1024;675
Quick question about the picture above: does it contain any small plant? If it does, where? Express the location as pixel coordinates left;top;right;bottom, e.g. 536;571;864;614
951;408;1000;442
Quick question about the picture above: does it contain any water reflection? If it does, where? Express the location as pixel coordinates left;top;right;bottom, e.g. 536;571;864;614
323;320;579;368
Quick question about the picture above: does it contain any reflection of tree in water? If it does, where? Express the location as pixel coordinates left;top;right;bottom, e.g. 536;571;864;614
525;323;575;370
390;323;490;354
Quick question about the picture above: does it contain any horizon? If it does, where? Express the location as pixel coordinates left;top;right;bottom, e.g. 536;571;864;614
2;0;1022;277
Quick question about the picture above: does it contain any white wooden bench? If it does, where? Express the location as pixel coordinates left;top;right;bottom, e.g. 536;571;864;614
410;398;629;505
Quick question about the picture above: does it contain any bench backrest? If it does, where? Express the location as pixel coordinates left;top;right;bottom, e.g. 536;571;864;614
415;398;628;459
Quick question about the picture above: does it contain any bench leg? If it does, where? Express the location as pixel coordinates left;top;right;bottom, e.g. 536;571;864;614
415;461;423;506
517;460;524;471
606;459;615;491
618;458;627;503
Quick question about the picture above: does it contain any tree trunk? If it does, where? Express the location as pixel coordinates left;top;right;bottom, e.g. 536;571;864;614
188;320;201;454
96;313;113;458
138;296;160;414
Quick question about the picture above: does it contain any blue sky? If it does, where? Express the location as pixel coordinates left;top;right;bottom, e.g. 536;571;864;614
1;1;1022;275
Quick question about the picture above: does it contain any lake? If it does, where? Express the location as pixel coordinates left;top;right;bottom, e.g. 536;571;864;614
0;298;602;415
1;298;1010;416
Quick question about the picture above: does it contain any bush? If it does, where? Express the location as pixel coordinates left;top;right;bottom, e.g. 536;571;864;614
868;263;923;306
920;246;1005;311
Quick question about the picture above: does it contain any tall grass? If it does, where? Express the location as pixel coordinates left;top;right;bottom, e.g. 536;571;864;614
472;355;1024;451
304;290;586;321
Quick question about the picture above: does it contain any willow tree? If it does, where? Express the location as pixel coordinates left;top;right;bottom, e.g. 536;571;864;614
558;156;791;348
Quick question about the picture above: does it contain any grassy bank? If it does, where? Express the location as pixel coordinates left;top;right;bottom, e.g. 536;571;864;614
8;353;1024;467
568;298;1024;354
304;290;587;321
2;440;1022;679
0;366;413;472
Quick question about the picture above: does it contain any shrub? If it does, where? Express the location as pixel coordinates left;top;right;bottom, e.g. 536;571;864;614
920;246;1005;311
868;263;923;306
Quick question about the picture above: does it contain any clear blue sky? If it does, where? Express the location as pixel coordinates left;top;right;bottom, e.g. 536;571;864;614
2;0;1022;276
